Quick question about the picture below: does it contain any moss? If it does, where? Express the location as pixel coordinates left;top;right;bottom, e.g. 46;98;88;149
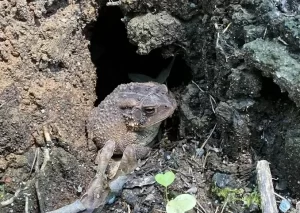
242;189;261;207
212;185;261;208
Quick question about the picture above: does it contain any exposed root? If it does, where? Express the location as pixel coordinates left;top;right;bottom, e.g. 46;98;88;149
0;189;22;207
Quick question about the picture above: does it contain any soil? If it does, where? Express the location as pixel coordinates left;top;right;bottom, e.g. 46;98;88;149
0;0;300;212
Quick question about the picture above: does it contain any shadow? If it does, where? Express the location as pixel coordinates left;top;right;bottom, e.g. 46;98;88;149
87;6;192;106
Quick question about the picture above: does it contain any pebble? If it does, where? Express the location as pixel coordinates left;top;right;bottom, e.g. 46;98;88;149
106;193;116;205
212;172;236;188
23;99;30;105
11;50;20;57
195;148;204;157
279;199;291;213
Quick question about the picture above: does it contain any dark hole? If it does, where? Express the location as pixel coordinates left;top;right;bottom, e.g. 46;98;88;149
260;76;289;101
232;58;245;68
86;6;192;106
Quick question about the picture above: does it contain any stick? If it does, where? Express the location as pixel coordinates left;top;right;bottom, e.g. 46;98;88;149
256;160;278;213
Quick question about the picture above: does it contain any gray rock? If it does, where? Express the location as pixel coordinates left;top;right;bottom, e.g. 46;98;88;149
127;12;185;55
244;39;300;106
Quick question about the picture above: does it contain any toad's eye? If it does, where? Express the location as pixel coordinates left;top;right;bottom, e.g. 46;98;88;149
143;107;155;115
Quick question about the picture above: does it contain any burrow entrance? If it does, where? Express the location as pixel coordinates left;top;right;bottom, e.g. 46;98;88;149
86;6;192;106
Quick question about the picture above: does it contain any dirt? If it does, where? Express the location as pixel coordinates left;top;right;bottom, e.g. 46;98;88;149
1;0;300;212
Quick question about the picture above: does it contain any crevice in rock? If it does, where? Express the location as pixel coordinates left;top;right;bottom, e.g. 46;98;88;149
260;76;289;102
86;6;192;106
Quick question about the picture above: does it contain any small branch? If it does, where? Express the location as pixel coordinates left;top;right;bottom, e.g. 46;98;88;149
209;95;216;113
256;160;278;213
25;196;29;213
40;148;50;173
200;124;217;149
274;192;285;200
30;148;38;174
220;199;228;213
191;80;217;113
222;23;232;34
196;200;207;213
214;206;219;213
41;126;51;173
43;126;52;144
0;189;21;207
191;80;204;92
202;151;210;169
106;1;121;6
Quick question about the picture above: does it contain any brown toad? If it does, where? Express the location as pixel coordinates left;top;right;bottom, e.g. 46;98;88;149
87;82;177;159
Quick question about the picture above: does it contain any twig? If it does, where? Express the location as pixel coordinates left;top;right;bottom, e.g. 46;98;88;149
41;126;51;173
43;126;52;144
202;151;210;169
167;167;194;178
30;148;38;174
220;199;228;213
274;192;285;200
35;148;44;213
40;148;50;173
263;28;267;39
127;204;131;213
222;23;231;34
200;124;217;149
197;200;208;213
209;95;217;113
191;80;217;113
191;80;204;92
214;206;219;213
296;201;300;210
25;196;29;213
106;0;121;6
256;160;278;213
215;30;228;62
277;37;288;46
35;127;51;212
0;189;21;207
153;209;166;212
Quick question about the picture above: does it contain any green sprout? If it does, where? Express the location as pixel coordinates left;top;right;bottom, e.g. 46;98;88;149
155;171;196;213
242;189;261;207
212;184;261;208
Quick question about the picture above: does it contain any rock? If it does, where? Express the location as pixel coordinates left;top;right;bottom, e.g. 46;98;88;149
15;0;31;22
244;39;300;107
227;68;262;98
212;172;238;188
127;12;186;55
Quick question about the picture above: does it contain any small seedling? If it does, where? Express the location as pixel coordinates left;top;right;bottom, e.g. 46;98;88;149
155;171;196;213
212;184;261;209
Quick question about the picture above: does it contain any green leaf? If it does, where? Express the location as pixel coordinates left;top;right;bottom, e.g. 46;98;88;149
155;171;175;187
166;194;197;213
